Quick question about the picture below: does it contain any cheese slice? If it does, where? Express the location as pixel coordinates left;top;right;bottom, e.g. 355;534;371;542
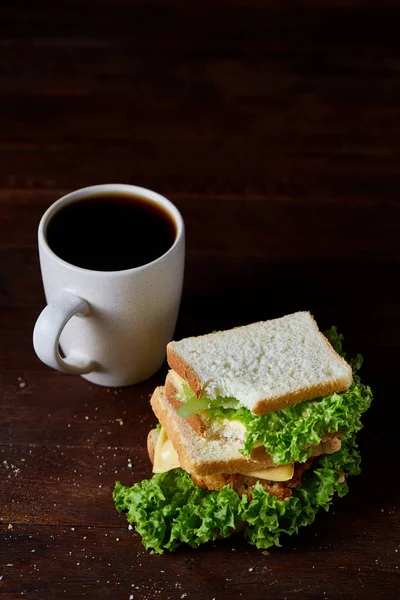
152;426;180;473
152;427;294;481
238;463;294;482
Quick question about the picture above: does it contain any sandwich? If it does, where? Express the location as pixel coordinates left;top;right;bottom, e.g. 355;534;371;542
113;311;372;553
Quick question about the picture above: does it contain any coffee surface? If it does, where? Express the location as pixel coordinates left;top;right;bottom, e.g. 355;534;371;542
46;193;176;271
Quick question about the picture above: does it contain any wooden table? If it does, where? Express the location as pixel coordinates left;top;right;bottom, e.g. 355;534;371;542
1;2;399;599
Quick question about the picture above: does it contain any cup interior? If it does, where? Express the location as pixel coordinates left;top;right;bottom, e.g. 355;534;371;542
39;184;184;273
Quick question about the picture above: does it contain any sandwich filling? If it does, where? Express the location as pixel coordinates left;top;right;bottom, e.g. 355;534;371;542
152;424;341;501
152;426;341;500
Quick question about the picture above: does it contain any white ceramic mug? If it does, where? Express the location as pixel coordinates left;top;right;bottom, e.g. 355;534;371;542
33;184;185;387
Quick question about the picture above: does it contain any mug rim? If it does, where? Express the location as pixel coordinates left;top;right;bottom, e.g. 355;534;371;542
38;183;185;276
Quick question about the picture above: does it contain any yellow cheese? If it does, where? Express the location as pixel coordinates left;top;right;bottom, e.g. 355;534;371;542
152;426;180;473
238;463;294;482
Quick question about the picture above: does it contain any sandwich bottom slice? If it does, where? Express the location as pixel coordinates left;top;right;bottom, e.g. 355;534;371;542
113;330;372;553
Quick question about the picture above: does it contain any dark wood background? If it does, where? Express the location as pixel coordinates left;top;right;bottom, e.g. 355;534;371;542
1;1;399;598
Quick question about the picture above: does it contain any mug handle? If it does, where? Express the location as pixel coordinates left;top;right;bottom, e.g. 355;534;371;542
33;290;96;375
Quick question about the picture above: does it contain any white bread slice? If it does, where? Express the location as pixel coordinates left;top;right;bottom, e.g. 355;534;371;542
167;311;352;416
150;385;340;477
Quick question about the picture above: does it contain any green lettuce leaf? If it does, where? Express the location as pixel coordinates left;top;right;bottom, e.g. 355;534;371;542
175;380;238;418
113;438;362;553
209;374;372;464
243;438;361;548
324;325;363;372
113;469;243;553
324;326;346;358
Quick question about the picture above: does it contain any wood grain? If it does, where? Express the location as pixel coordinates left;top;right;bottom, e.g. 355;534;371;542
1;1;400;599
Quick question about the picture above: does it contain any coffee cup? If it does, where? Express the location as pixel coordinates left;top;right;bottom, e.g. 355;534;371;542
33;184;185;386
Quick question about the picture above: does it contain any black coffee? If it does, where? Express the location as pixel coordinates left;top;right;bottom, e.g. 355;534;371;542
46;192;177;271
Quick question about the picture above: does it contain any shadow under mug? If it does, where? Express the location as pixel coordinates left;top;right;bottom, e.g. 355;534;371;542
33;184;185;387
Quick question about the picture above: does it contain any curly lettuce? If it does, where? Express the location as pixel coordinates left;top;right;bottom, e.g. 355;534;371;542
113;438;362;553
113;469;243;553
209;374;371;464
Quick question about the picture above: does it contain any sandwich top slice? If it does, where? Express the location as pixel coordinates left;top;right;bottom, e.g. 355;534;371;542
167;311;352;416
